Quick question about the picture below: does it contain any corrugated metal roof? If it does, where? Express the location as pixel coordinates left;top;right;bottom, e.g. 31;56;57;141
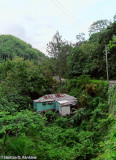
57;100;71;106
33;93;77;105
57;100;69;104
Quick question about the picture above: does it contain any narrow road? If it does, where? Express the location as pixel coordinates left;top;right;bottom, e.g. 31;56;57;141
108;81;116;88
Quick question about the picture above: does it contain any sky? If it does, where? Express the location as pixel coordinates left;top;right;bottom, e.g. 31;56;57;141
0;0;116;55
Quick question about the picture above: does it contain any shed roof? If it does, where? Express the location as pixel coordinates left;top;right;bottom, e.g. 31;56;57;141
57;100;69;104
57;100;71;106
33;93;77;105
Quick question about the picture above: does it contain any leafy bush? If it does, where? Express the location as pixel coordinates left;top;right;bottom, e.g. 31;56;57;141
4;135;36;156
108;84;116;115
45;110;56;122
94;119;116;160
54;116;70;128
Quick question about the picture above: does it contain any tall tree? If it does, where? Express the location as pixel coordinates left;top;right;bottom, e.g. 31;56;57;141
107;36;116;79
89;19;111;36
47;31;72;91
113;13;116;22
76;33;85;46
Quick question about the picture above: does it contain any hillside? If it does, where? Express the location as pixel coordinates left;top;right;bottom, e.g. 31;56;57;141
0;34;46;62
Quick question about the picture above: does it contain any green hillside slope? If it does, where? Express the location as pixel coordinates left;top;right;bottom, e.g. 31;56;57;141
0;34;46;62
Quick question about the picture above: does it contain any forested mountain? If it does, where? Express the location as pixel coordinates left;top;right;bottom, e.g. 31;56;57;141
0;34;46;62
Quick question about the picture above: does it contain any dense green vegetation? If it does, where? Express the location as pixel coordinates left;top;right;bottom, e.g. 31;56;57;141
0;58;53;109
0;15;116;160
1;73;115;159
93;85;116;160
0;35;45;62
48;19;116;80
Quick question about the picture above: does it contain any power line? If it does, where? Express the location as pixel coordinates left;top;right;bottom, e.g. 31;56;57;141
52;0;80;30
57;0;81;26
50;0;77;41
54;0;78;29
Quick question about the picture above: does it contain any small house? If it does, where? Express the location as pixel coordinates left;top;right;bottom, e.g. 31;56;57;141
33;94;77;116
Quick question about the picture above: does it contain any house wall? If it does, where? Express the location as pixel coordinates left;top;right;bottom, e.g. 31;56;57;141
33;101;37;110
33;101;70;115
56;101;60;111
60;105;70;116
36;101;56;112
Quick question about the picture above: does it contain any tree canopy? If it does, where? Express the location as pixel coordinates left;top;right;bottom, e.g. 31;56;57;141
0;35;46;62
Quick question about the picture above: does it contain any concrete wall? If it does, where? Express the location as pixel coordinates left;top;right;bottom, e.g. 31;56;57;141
59;105;70;116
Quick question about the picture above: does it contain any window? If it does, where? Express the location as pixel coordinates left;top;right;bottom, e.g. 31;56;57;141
42;102;46;105
48;101;52;105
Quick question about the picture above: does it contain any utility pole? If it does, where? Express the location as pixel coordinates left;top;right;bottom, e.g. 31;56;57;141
105;45;109;81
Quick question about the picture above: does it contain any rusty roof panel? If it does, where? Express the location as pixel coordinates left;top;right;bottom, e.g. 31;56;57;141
33;93;77;105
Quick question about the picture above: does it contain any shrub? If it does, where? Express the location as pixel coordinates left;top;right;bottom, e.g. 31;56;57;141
45;110;56;122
